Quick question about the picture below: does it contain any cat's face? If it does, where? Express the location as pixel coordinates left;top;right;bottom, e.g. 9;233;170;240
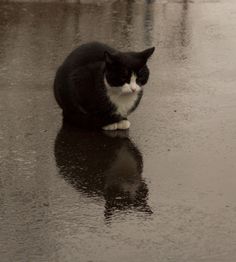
104;47;155;94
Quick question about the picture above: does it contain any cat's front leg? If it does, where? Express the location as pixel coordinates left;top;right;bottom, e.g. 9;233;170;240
102;120;130;131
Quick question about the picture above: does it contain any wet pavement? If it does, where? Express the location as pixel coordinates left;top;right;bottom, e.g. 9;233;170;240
1;0;236;261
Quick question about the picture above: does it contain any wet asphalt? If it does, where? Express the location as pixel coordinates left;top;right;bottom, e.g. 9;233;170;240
0;0;236;261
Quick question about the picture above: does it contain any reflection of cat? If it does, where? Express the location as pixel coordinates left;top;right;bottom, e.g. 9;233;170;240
54;124;152;218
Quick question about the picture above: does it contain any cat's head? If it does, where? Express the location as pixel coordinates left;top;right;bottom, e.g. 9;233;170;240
104;47;155;94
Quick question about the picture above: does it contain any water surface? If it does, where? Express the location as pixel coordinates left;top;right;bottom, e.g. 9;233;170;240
1;1;236;261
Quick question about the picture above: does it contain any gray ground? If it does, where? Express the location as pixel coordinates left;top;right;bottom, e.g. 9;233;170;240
1;0;236;261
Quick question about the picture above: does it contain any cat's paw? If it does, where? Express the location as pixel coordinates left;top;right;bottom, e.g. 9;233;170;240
102;123;118;131
102;120;130;131
117;120;131;130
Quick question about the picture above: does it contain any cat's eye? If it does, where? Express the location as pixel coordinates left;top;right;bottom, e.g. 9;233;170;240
120;76;128;82
119;72;129;83
137;67;145;75
136;66;149;85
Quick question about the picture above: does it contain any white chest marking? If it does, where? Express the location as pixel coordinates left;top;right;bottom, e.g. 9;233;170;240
107;90;138;116
105;73;141;117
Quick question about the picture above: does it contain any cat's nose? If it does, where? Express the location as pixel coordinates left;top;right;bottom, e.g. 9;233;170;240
131;86;136;92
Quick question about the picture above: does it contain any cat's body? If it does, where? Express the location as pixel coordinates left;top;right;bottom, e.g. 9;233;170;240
54;42;154;130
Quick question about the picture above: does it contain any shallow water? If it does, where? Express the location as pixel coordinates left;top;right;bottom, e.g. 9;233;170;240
1;1;236;261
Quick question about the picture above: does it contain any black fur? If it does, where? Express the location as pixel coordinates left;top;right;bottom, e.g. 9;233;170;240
54;42;154;129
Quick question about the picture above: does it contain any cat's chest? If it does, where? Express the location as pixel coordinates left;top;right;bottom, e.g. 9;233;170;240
107;90;139;117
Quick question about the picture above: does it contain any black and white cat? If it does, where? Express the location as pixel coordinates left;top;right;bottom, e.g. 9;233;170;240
54;42;155;130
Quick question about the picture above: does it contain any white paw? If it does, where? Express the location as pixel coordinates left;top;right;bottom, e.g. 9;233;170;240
102;120;130;131
102;123;118;131
117;120;131;130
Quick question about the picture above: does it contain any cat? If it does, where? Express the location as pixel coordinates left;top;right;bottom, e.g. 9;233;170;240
54;42;155;130
54;124;152;218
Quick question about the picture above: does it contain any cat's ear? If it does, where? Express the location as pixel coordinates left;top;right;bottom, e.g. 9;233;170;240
104;51;117;65
139;47;155;61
